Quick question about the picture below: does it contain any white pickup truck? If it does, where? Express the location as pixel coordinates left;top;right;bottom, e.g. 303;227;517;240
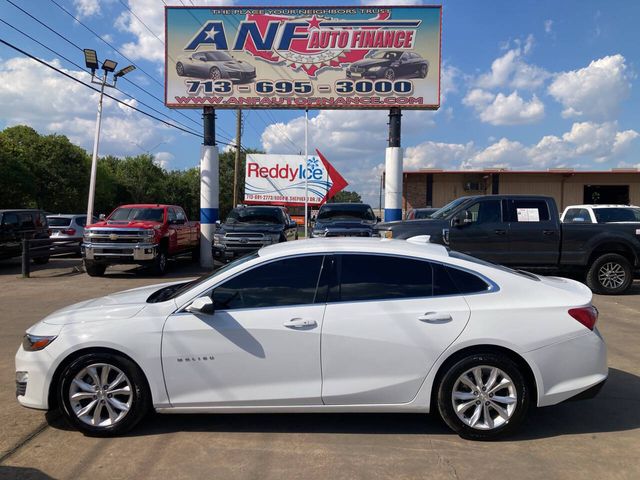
560;204;640;224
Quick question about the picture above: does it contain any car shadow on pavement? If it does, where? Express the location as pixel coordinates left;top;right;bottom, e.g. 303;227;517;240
0;467;55;480
45;368;639;439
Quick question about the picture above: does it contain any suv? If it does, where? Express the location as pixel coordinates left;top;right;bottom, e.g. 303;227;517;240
311;203;379;237
47;214;96;254
0;209;51;264
213;205;298;262
561;204;640;224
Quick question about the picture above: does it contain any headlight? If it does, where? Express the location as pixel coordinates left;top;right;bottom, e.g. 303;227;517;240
144;229;155;237
312;230;326;237
369;66;383;72
380;230;393;239
213;233;225;243
22;334;57;351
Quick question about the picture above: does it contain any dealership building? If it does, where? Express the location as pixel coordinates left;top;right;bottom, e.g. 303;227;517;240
401;169;640;212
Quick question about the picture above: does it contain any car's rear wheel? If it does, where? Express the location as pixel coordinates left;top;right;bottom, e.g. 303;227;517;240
586;253;632;294
58;352;150;436
151;247;168;275
419;64;428;78
176;62;184;76
384;68;395;81
437;353;530;440
209;67;222;80
85;260;106;277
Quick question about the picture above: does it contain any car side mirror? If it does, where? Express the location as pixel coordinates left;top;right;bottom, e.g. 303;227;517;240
99;214;106;221
289;221;298;229
186;296;214;315
376;216;381;222
452;210;473;227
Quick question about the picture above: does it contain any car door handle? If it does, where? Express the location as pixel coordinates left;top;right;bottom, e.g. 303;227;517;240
284;318;317;329
494;229;507;235
543;230;555;235
418;312;453;324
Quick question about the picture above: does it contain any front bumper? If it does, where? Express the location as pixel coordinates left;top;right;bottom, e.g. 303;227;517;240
528;328;608;407
346;69;385;79
83;242;158;262
15;344;57;410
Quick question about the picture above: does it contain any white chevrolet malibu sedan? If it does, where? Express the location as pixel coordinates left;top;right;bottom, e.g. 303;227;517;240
16;238;607;440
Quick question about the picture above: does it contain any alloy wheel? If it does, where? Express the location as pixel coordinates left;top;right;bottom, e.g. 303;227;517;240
598;262;626;289
69;363;133;427
451;365;517;430
210;68;221;80
384;69;395;81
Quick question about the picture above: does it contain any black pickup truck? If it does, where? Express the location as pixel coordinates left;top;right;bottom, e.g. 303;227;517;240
213;205;298;262
375;195;640;294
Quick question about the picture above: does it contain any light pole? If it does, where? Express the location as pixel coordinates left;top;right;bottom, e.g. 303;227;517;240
83;49;135;223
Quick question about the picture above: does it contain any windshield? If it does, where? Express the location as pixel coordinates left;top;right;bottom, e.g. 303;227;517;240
226;208;282;225
371;51;401;60
203;51;233;61
317;205;375;221
109;207;164;222
593;208;640;223
430;198;472;220
147;252;260;303
48;217;72;227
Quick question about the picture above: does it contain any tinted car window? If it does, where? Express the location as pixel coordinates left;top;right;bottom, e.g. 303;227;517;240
564;208;592;223
19;213;34;229
317;204;375;221
593;208;640;223
331;254;433;302
48;217;72;227
110;207;164;222
226;207;283;225
1;212;19;227
76;216;87;227
508;200;550;222
176;208;187;221
212;255;325;310
467;200;502;224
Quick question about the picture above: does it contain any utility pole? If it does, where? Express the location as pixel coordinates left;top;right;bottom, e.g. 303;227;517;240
233;109;242;207
384;107;403;222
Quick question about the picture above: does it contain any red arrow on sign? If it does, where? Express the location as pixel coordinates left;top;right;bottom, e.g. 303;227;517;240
316;149;348;204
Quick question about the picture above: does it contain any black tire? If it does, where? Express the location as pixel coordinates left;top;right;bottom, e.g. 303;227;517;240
85;260;106;277
151;246;168;275
57;352;150;436
209;67;221;80
33;256;50;265
384;68;395;81
586;253;633;295
437;353;530;440
191;245;200;262
176;62;184;76
419;64;428;78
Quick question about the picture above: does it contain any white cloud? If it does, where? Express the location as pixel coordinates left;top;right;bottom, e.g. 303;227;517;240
544;19;553;34
153;151;174;169
463;89;545;125
0;56;175;156
116;0;234;63
73;0;101;18
476;38;549;90
547;54;633;120
405;141;475;170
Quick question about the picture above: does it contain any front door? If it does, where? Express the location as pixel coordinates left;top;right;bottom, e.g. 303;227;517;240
162;255;328;407
448;199;510;264
506;198;560;265
321;254;470;405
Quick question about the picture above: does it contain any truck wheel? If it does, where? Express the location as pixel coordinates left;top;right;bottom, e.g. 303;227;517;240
191;246;200;262
33;256;50;265
586;253;632;294
85;261;106;277
152;247;168;276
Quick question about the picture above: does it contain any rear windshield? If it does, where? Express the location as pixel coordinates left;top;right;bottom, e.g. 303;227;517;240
449;251;540;281
318;205;375;221
109;208;164;222
48;217;72;227
593;208;640;223
226;208;283;224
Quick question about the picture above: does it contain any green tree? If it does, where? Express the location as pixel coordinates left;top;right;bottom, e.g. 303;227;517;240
331;190;362;203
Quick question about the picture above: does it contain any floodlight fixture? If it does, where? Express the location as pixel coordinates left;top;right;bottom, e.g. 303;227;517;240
101;59;118;73
83;49;99;72
114;65;136;78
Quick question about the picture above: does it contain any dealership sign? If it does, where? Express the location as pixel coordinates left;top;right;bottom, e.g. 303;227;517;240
244;151;348;206
165;6;441;109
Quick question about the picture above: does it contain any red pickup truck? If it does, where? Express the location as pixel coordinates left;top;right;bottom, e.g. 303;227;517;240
82;204;200;276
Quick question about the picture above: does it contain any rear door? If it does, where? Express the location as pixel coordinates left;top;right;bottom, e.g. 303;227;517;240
506;198;560;265
0;212;21;258
448;198;510;264
320;254;470;405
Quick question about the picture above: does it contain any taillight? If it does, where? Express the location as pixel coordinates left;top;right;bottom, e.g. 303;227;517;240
568;306;598;330
63;228;76;235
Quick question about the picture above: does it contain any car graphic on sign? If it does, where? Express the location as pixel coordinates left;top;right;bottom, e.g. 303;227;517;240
346;51;429;81
175;51;257;83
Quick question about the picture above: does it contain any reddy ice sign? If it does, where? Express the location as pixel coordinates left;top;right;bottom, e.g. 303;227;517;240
244;151;348;206
165;6;441;109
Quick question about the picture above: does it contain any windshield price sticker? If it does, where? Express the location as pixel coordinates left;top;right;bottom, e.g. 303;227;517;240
516;208;541;222
165;6;441;110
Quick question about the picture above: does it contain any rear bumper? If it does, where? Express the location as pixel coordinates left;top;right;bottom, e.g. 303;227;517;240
564;376;607;402
527;328;608;407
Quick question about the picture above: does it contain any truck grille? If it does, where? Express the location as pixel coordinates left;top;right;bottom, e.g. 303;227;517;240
223;233;271;249
326;230;371;237
85;229;150;244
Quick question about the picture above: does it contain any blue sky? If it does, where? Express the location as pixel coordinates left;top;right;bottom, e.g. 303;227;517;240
0;0;638;204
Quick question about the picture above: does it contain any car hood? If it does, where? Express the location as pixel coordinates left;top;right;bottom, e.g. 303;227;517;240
42;281;183;325
314;220;375;230
222;60;254;72
376;218;445;230
351;58;389;69
87;220;161;229
220;223;283;233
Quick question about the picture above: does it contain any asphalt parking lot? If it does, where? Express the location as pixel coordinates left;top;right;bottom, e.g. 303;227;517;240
0;257;639;480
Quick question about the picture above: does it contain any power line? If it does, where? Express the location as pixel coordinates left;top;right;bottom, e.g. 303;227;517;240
117;0;164;46
0;37;203;138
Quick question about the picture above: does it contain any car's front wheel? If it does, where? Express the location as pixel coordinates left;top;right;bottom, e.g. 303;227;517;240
586;253;632;295
437;353;530;440
85;260;106;277
176;62;185;76
58;352;150;436
419;64;428;78
209;67;222;80
384;68;395;81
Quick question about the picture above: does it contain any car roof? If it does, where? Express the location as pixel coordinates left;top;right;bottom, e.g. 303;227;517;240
564;204;638;209
320;203;372;208
0;209;46;213
258;237;449;260
47;214;86;218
